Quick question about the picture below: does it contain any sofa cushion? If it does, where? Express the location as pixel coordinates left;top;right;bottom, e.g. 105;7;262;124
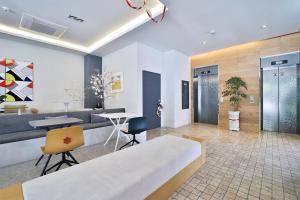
0;130;47;144
80;121;113;130
0;108;126;145
0;112;68;135
90;114;107;123
0;108;125;135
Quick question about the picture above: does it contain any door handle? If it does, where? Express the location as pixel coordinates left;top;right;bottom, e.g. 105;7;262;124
156;100;163;118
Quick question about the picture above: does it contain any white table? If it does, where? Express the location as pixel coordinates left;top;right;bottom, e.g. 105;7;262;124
98;113;138;151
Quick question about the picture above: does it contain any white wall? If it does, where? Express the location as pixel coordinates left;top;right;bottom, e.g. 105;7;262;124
0;37;84;112
137;43;163;116
102;43;139;114
162;50;191;128
161;51;175;127
103;43;164;116
103;42;191;128
172;51;191;128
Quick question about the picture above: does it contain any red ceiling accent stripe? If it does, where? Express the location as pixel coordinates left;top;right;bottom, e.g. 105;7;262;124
146;5;167;23
125;0;147;10
125;0;167;23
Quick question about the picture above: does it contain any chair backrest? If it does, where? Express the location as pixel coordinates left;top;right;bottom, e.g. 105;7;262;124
128;117;147;135
44;126;84;154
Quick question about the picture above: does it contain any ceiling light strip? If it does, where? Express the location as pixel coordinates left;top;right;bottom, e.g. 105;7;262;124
0;23;88;52
0;2;165;53
88;3;165;52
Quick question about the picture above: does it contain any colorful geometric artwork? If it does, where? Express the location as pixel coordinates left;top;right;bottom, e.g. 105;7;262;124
0;58;33;102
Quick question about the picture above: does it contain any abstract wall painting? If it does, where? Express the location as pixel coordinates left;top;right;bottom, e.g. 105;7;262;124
111;72;123;93
0;58;33;102
0;63;5;97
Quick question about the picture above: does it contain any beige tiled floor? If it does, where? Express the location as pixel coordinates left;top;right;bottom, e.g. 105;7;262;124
165;124;300;200
1;123;300;200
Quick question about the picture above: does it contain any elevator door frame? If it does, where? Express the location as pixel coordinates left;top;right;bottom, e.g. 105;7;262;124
260;51;300;134
193;65;219;125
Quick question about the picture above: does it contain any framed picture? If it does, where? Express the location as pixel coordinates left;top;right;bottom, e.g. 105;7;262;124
111;72;123;93
0;58;33;102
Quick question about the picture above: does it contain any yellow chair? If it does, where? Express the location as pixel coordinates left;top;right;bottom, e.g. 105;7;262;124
36;126;84;176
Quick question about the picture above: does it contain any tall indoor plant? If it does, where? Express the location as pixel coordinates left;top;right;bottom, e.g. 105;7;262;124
222;77;247;131
89;70;114;109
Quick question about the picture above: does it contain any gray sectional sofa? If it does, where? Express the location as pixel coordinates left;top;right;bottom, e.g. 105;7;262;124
0;108;125;144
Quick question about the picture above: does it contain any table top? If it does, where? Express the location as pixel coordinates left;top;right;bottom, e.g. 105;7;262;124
98;113;138;119
29;117;83;129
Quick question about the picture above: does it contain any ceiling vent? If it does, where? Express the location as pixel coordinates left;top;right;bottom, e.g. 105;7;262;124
19;13;67;38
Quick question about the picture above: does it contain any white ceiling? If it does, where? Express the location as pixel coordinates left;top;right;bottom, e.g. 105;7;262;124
0;0;164;52
94;0;300;56
0;0;161;45
0;0;299;56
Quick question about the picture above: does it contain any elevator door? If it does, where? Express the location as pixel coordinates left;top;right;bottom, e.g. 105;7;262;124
198;73;219;124
262;67;279;132
278;66;297;133
261;52;300;134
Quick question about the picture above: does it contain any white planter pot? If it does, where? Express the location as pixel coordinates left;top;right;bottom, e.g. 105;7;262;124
228;111;240;131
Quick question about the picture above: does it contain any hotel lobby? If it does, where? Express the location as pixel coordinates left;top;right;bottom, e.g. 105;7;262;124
0;0;300;200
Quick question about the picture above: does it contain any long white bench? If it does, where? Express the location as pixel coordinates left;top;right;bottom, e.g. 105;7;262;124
0;135;206;200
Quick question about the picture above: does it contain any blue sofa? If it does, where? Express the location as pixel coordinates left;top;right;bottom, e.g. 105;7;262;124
0;108;125;144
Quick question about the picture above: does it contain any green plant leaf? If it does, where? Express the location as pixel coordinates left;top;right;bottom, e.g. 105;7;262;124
222;77;248;110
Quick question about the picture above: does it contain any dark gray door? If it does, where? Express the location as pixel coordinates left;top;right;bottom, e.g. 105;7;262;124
143;71;161;129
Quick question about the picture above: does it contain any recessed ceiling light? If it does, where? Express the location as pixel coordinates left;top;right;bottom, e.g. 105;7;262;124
209;29;216;35
261;24;268;29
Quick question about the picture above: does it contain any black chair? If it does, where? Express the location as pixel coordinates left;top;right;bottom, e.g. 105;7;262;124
119;117;147;150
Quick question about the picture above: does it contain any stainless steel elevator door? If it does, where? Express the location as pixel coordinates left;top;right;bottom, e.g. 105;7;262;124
279;66;297;133
262;67;279;132
261;52;300;134
198;74;218;124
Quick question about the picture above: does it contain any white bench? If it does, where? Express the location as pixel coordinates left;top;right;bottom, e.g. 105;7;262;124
0;135;206;200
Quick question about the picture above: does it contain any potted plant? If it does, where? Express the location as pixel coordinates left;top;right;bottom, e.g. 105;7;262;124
222;77;247;131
